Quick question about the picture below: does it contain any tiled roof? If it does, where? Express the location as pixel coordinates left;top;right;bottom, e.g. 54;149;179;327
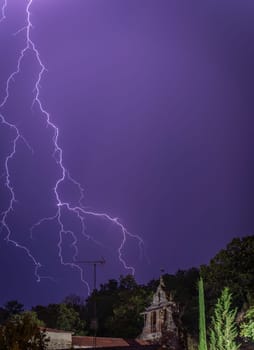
72;336;152;348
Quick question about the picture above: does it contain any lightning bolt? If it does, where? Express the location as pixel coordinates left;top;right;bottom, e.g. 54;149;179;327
0;114;43;281
0;0;144;293
0;0;6;23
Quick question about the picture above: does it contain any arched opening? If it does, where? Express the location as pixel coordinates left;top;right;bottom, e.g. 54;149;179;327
151;311;157;333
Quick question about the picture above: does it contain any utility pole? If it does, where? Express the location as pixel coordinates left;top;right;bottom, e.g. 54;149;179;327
75;258;105;349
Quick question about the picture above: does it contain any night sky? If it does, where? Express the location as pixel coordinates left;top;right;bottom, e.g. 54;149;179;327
0;0;254;307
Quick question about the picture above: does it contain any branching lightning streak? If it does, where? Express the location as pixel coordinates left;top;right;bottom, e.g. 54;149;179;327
0;114;44;281
1;0;144;293
0;0;7;23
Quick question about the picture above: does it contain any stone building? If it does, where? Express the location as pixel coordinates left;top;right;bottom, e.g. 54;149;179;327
140;277;178;341
40;328;72;349
41;277;180;349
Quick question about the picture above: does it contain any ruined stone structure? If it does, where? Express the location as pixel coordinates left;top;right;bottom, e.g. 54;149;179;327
41;328;72;349
140;277;178;341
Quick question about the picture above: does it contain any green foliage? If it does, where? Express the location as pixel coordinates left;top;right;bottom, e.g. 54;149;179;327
104;288;150;338
55;304;78;330
85;278;120;336
0;311;48;350
209;287;239;350
0;300;24;324
56;303;85;333
85;275;152;338
32;304;58;329
4;300;24;316
240;306;254;341
119;274;138;290
0;308;8;324
198;278;207;350
33;303;86;335
201;236;254;317
63;294;86;310
163;268;200;337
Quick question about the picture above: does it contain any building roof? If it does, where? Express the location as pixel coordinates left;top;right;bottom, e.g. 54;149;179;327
72;336;151;348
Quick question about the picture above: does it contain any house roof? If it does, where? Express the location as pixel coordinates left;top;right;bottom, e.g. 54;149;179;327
72;336;151;348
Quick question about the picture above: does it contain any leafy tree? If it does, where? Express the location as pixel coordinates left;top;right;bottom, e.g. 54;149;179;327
0;311;48;350
85;279;120;336
240;306;254;342
201;236;254;316
209;287;239;350
84;275;152;338
4;300;24;317
0;300;24;325
119;274;138;290
198;278;207;350
104;288;151;338
32;304;59;329
0;307;8;324
63;294;86;312
33;303;86;335
163;268;200;338
63;294;86;330
86;275;150;338
100;279;118;292
56;303;85;334
56;304;77;330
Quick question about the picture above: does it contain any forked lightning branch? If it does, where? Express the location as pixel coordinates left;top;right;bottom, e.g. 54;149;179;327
0;0;144;293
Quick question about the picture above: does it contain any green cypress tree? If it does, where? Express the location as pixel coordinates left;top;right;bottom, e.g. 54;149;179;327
198;278;207;350
209;287;239;350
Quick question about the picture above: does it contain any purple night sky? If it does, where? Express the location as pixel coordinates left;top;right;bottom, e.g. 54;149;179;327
0;0;254;307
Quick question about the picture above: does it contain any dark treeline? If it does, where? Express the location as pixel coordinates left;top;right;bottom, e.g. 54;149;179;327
0;235;253;342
